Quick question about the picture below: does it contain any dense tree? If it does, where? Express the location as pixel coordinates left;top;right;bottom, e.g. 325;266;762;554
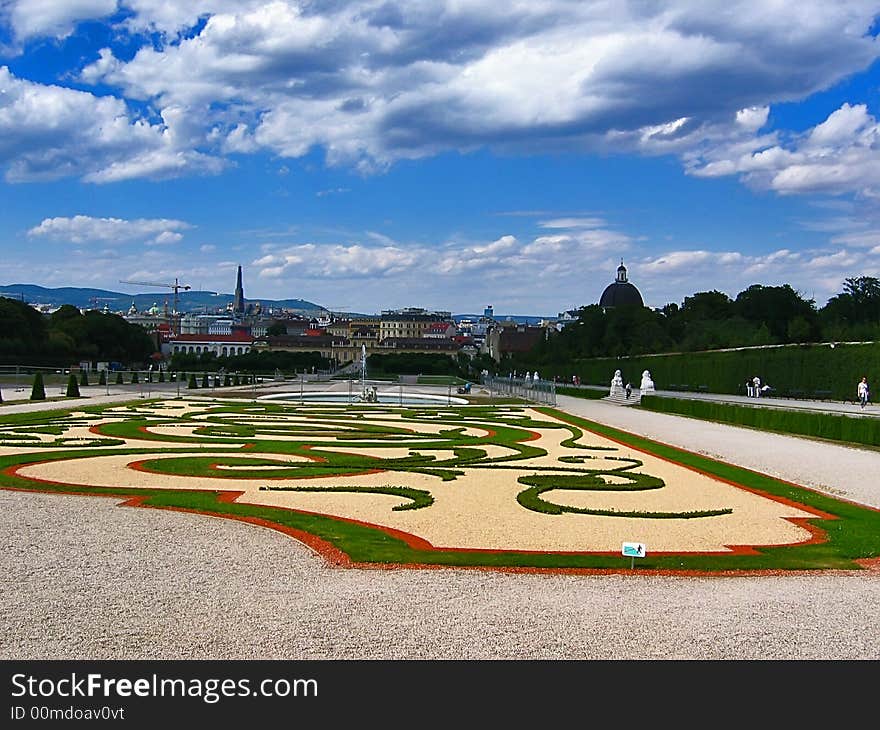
170;349;329;374
0;297;48;363
0;298;154;366
679;290;734;322
733;284;820;343
820;276;880;340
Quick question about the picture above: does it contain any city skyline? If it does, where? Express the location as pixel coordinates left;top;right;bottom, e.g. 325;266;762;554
1;2;879;314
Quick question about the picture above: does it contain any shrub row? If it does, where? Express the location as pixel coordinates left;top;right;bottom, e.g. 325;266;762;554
555;385;608;400
639;394;880;447
542;341;879;401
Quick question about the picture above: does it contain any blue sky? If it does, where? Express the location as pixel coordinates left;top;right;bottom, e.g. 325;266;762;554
1;2;879;316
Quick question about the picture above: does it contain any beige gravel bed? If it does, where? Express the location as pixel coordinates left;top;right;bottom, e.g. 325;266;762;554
12;406;819;553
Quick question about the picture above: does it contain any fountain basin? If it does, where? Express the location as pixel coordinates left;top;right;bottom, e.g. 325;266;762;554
258;391;468;405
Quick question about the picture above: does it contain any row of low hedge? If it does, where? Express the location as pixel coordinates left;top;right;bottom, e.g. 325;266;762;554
639;394;880;447
555;385;607;400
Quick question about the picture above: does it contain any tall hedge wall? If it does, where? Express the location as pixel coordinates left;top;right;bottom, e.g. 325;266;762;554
553;342;878;401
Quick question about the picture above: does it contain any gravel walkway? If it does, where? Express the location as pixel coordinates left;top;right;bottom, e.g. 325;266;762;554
2;400;879;660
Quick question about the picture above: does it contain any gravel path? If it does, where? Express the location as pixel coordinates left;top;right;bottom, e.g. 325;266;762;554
2;400;879;660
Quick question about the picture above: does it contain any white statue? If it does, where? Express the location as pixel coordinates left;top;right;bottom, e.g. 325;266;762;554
610;369;625;397
640;369;655;393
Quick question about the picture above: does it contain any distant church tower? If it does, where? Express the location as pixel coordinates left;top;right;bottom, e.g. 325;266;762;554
233;265;245;314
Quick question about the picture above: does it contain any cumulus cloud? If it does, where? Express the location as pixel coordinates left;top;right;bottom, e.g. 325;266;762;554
249;219;633;288
65;1;879;180
0;1;876;190
27;214;192;244
240;223;880;311
2;0;117;41
684;103;880;198
0;67;226;183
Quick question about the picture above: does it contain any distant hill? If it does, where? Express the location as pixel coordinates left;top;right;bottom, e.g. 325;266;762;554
0;284;325;315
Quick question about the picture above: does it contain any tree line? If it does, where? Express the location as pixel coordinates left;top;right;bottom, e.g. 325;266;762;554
0;299;155;367
515;277;880;370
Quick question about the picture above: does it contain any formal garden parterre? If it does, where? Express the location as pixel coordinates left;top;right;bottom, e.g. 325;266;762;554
1;396;877;573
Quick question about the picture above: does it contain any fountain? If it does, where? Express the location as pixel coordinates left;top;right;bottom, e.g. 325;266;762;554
258;342;467;405
359;344;377;402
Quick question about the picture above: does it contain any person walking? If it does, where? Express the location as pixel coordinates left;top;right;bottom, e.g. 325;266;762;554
746;378;754;397
857;376;870;409
753;375;761;398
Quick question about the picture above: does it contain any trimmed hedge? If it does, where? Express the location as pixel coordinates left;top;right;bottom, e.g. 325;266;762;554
544;341;879;401
640;394;880;447
556;385;607;400
30;373;45;401
66;373;80;397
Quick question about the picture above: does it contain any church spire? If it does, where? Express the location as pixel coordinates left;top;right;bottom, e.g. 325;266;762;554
616;259;627;283
233;265;245;314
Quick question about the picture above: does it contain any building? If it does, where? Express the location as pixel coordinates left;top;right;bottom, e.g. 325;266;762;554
123;300;169;333
422;322;457;339
599;260;644;310
483;323;547;362
164;332;254;358
379;308;453;341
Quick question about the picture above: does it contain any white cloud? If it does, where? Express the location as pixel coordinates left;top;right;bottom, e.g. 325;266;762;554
3;0;117;41
685;103;880;198
27;214;192;244
150;231;183;245
68;1;879;178
0;67;225;182
539;217;607;229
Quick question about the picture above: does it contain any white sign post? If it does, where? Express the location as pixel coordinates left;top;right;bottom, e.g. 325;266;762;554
622;541;646;569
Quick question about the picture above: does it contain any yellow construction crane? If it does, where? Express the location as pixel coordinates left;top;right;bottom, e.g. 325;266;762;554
119;277;191;334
